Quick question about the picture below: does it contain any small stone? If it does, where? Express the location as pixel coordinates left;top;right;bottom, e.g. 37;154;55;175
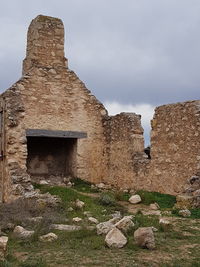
178;209;191;217
162;210;172;216
72;217;82;223
88;217;99;224
0;236;8;259
83;211;92;217
39;233;58;242
129;194;141;204
111;211;121;219
115;215;134;232
68;207;74;212
134;227;155;249
105;227;127;248
149;203;160;210
96;183;106;189
123;189;129;193
151;227;158;232
159;218;171;231
75;199;85;209
67;181;72;187
39;180;49;185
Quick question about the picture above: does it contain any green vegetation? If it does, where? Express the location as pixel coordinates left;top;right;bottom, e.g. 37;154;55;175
172;208;200;219
70;177;99;193
136;190;176;209
0;182;199;266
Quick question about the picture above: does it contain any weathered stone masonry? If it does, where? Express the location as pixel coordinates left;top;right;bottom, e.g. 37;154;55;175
0;15;199;202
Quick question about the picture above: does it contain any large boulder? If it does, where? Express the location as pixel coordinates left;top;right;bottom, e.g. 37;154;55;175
115;216;134;233
0;236;8;259
13;226;34;239
134;227;155;249
105;227;127;248
129;195;141;204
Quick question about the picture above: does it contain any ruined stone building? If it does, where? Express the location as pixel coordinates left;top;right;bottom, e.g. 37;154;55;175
0;15;199;202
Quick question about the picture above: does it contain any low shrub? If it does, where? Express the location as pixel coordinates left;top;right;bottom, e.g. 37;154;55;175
98;193;116;206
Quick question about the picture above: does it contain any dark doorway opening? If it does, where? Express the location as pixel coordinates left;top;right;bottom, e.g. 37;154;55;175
26;137;77;179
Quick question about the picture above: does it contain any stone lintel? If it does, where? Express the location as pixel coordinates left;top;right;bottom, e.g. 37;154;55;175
26;129;87;139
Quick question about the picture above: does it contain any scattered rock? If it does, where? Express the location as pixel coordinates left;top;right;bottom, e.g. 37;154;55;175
178;209;191;217
0;236;8;259
75;199;85;209
115;215;134;232
134;227;155;249
39;180;49;185
51;224;81;231
159;218;171;231
96;220;115;235
27;217;43;223
105;227;127;248
83;211;92;217
68;207;74;212
149;203;160;210
39;233;58;242
96;183;106;189
141;210;161;216
129;194;141;204
151;227;158;232
88;217;99;224
67;182;72;188
123;189;129;193
13;226;34;239
111;211;121;219
162;210;172;216
72;217;82;223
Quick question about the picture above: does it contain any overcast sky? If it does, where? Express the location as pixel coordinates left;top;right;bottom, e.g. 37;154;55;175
0;0;200;144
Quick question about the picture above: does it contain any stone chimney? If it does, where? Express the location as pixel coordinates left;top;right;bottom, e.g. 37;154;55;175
22;15;68;75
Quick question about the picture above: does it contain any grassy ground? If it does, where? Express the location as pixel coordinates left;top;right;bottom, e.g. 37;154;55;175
0;181;200;267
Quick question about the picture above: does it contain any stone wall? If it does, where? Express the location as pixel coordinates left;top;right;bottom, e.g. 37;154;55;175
104;113;148;189
148;101;200;194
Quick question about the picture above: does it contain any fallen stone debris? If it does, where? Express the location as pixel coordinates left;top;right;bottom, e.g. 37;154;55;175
134;227;155;250
129;194;142;204
39;233;58;242
105;227;127;248
13;226;35;239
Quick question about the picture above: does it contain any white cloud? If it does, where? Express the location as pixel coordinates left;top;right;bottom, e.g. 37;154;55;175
104;101;155;145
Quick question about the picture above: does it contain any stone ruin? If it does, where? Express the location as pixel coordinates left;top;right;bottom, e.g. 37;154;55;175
0;15;199;202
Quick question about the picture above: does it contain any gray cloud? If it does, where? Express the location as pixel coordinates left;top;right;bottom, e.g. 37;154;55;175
1;0;200;107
